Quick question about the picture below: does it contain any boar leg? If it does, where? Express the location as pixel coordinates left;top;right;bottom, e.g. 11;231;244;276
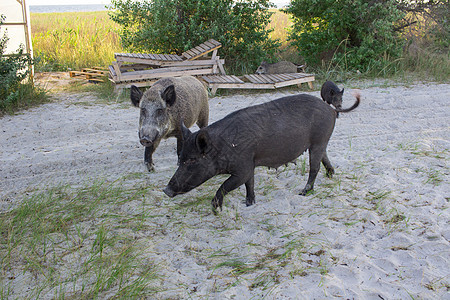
176;137;183;165
212;174;250;213
245;173;255;206
300;147;325;195
321;151;335;178
144;146;155;172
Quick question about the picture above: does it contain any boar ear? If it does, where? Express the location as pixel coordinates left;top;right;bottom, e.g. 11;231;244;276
162;85;176;107
180;121;192;141
130;85;143;107
196;130;211;154
340;88;345;94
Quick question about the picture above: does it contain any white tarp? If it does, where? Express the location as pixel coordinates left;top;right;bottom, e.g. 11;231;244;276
0;0;33;57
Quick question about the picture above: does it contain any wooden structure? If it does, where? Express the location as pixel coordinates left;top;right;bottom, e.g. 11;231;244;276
202;73;315;96
109;39;225;89
1;0;34;79
69;67;108;82
108;38;315;94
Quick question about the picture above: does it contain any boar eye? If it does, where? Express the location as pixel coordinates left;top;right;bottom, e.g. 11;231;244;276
155;108;164;117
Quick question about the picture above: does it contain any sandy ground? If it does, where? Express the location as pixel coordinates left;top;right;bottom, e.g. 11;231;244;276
0;80;449;298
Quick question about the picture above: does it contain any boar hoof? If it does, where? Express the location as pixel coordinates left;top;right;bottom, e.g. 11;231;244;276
246;197;255;206
145;162;155;172
212;198;222;214
326;168;335;178
300;188;313;196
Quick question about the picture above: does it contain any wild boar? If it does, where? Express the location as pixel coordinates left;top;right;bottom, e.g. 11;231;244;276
321;81;344;117
164;93;360;213
256;61;298;74
130;76;209;171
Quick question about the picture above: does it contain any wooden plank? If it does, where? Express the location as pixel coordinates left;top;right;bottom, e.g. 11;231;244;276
204;41;216;48
211;75;226;83
194;45;208;55
201;76;215;84
70;70;105;77
217;58;226;75
190;47;203;56
160;59;225;67
112;61;122;81
183;49;197;59
111;79;158;89
274;76;315;88
81;68;108;75
202;75;244;84
281;73;296;80
211;49;218;60
267;74;284;82
244;74;263;84
209;82;274;90
275;74;292;81
126;65;212;76
109;66;118;81
208;39;222;47
230;75;243;83
183;42;221;61
259;74;275;83
115;56;164;66
198;44;210;52
119;68;215;81
221;76;233;83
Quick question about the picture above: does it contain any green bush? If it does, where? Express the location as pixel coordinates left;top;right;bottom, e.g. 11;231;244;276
1;16;47;115
109;0;281;74
284;0;405;72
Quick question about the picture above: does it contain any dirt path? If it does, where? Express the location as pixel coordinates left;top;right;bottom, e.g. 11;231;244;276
1;82;449;298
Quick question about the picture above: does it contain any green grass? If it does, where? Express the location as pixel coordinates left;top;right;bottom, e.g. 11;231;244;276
0;179;160;299
31;11;123;72
0;81;50;116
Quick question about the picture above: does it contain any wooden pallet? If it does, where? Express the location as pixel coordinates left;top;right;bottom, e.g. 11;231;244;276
109;39;226;90
202;73;315;95
181;39;222;61
69;68;107;82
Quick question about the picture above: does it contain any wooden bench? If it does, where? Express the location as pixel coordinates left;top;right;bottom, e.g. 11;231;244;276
109;39;225;89
202;73;315;95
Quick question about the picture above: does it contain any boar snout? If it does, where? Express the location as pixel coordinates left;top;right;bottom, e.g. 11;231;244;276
163;186;175;198
139;137;153;147
139;128;159;147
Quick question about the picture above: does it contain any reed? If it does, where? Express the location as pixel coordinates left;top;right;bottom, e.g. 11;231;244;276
30;11;123;71
30;10;293;72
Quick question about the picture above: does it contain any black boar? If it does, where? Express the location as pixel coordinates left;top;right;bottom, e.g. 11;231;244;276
256;61;298;74
321;81;344;117
130;76;209;171
164;93;360;213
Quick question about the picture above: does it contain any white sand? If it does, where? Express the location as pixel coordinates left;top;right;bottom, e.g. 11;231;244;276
1;80;449;298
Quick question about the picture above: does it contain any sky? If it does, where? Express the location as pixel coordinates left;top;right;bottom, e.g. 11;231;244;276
27;0;289;7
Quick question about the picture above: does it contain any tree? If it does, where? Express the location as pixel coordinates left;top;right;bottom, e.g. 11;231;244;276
109;0;281;73
284;0;405;71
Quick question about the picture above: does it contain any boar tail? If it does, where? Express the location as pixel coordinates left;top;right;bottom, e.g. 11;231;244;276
335;92;360;113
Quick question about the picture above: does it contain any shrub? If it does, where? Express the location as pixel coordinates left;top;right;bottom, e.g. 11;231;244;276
284;0;405;72
1;15;48;115
109;0;281;74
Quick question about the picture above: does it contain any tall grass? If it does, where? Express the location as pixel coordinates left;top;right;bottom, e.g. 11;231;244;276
30;9;448;81
31;11;123;71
